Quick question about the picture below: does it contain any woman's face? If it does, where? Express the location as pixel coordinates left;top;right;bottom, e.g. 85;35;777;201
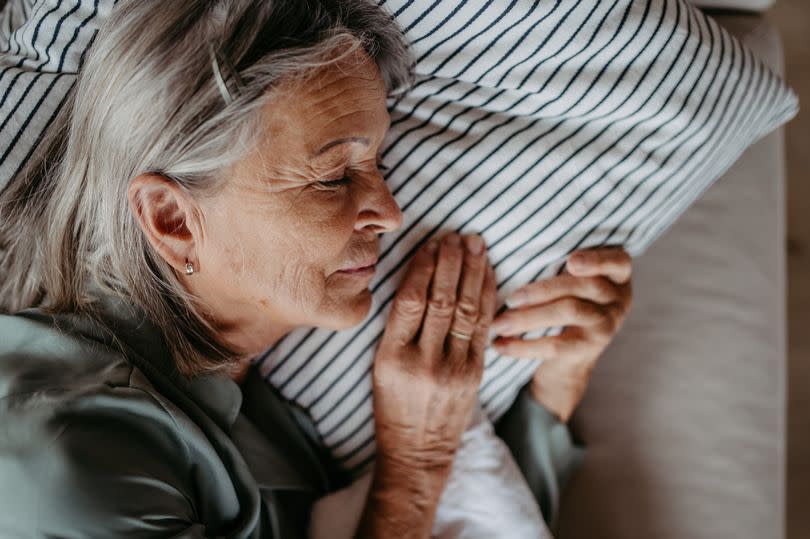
191;52;402;354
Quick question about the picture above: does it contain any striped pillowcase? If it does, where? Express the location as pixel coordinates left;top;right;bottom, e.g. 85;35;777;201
256;0;798;475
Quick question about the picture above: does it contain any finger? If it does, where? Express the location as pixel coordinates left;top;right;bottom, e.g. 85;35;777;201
384;239;438;345
419;233;464;355
446;235;488;362
492;329;588;360
469;263;497;374
492;297;618;337
505;274;622;309
566;246;632;285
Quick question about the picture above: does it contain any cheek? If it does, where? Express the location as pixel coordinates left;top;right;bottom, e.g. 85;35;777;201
199;187;362;321
252;197;355;292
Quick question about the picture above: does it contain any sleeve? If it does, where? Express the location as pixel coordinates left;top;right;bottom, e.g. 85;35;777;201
493;383;586;532
0;0;117;193
0;392;209;538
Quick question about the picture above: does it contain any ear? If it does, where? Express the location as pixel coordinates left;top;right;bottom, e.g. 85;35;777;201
128;173;202;274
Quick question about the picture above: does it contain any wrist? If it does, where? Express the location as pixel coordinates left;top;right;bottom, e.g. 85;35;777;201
372;452;450;505
529;363;591;423
355;455;449;539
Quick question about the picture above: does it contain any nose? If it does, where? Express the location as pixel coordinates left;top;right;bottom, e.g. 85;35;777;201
354;174;403;234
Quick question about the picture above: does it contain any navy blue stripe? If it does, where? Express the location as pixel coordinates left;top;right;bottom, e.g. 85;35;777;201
322;390;371;441
306;0;674;436
1;2;98;169
489;2;712;292
30;0;81;66
385;0;624;196
0;72;64;163
516;0;630;91
414;0;496;63
375;0;568;136
308;2;776;472
401;0;442;34
0;0;80;109
292;0;655;419
409;0;471;47
478;355;530;401
493;0;594;88
325;392;374;451
467;0;582;88
391;0;416;17
1;78;74;198
388;78;459;129
57;0;98;72
610;20;740;247
425;0;521;75
446;0;544;79
482;361;538;415
483;5;690;269
350;452;376;477
525;5;740;293
378;0;576;160
634;35;783;248
310;360;372;417
339;429;375;464
479;359;529;408
265;327;318;381
625;48;760;247
2;0;48;54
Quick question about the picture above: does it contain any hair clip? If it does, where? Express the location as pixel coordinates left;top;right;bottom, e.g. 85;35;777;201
208;41;245;105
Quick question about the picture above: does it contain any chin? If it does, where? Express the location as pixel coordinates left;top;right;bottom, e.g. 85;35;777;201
326;289;373;330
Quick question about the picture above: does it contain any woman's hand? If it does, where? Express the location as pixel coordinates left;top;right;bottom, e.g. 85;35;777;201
357;232;496;538
491;246;633;422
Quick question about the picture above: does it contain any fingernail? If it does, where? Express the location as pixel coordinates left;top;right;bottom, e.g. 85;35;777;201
465;234;484;255
568;253;587;269
505;290;527;309
491;318;511;335
426;239;439;253
444;233;461;247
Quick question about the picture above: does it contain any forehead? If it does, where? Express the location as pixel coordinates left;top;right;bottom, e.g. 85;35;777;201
257;51;389;160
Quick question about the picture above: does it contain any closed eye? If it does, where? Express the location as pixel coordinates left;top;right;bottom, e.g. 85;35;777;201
315;176;351;190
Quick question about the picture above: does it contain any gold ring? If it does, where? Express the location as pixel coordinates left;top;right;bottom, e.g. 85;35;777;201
449;329;473;341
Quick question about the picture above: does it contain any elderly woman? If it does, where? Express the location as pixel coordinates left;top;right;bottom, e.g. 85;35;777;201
0;0;633;537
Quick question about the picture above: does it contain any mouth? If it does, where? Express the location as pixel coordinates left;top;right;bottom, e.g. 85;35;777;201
337;259;378;277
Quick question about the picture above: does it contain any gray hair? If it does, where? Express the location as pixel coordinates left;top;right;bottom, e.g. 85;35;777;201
0;0;412;377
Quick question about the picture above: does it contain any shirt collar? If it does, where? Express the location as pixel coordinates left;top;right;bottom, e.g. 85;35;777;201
86;293;243;431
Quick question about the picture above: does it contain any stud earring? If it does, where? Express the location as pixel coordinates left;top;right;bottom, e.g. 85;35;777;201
185;261;195;275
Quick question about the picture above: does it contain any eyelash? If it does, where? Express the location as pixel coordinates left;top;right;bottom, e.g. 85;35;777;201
316;176;351;190
316;163;389;190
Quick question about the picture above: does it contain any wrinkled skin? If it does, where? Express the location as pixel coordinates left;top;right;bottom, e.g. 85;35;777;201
129;46;634;538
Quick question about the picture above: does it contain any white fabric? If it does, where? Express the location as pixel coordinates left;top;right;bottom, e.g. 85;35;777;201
689;0;774;11
309;403;550;539
0;0;798;481
255;0;798;475
556;14;788;539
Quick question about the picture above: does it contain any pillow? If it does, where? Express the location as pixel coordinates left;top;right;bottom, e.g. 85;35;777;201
688;0;775;11
254;0;798;474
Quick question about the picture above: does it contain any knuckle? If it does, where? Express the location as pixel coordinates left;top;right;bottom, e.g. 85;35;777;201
428;294;456;315
393;290;426;317
546;339;563;359
589;277;615;302
454;298;479;324
562;298;598;320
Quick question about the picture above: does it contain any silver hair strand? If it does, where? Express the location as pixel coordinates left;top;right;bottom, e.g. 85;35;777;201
0;0;413;377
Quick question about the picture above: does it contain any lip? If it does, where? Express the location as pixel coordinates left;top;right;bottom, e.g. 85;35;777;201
337;262;377;276
339;258;378;272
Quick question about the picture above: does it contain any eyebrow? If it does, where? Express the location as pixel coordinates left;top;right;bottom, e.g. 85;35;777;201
310;137;370;158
